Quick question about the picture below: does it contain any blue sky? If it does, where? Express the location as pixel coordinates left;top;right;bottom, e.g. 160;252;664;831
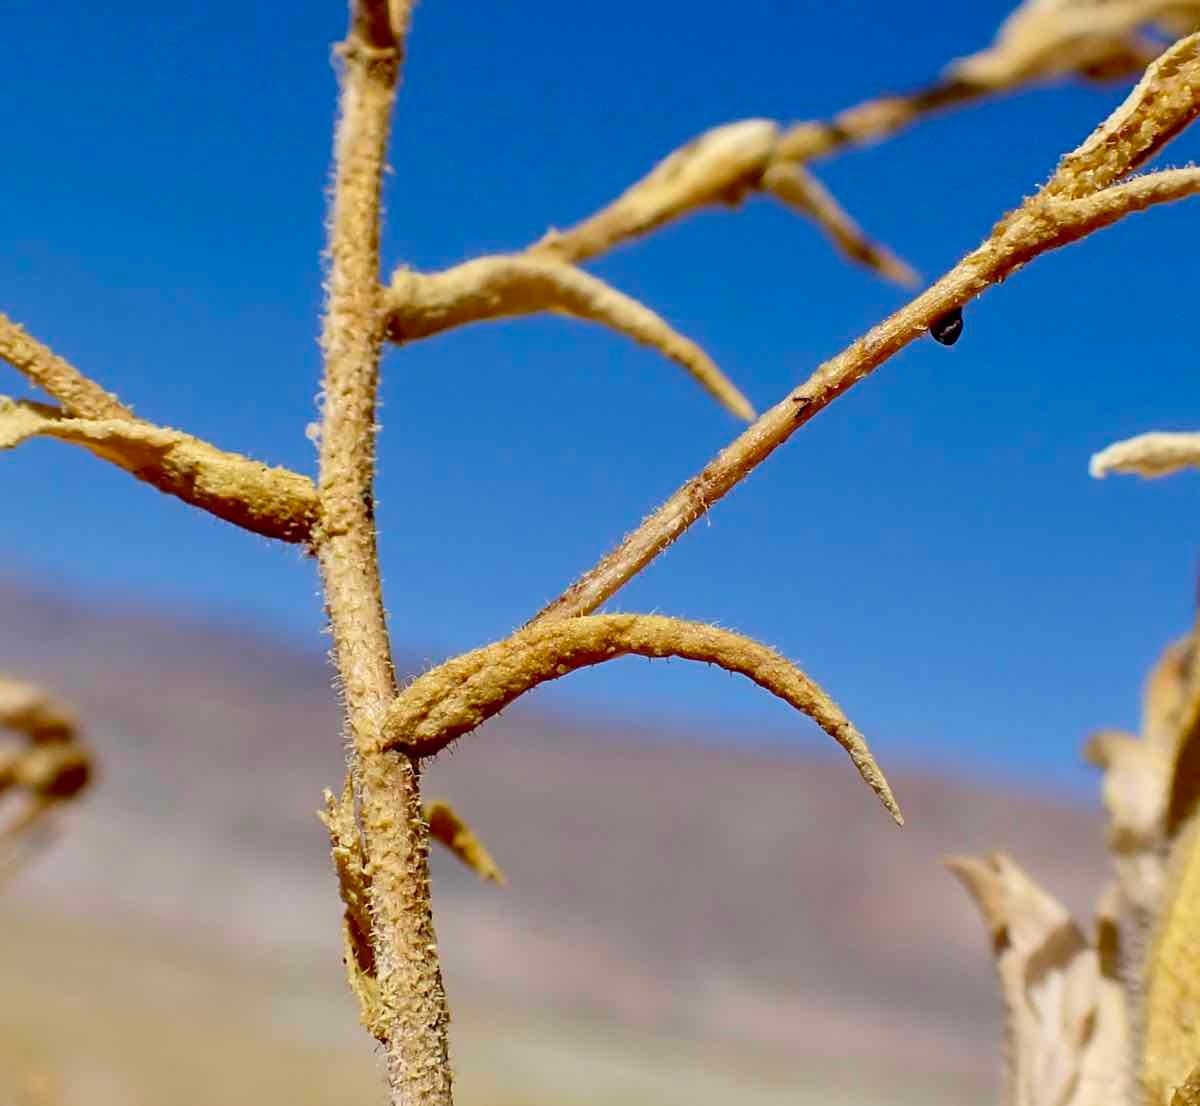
3;1;1199;795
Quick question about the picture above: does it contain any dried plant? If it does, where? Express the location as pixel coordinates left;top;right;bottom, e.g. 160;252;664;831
0;676;91;882
5;2;1200;1103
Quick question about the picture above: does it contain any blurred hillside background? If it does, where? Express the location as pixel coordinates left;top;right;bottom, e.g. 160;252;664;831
3;0;1200;1102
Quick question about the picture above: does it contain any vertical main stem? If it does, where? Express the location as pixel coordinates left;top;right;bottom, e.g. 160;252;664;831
315;6;452;1105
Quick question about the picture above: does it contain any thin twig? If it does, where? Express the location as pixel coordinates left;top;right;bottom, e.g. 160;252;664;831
0;313;129;419
314;2;451;1104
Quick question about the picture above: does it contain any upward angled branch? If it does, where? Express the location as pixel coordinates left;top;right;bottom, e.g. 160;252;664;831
530;32;1200;626
0;312;129;420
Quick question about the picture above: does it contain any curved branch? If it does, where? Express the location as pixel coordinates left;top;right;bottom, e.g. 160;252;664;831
0;398;318;543
385;256;754;420
383;613;902;825
530;33;1200;626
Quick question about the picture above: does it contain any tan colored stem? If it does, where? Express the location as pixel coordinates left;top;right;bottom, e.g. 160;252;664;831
0;312;129;419
526;118;915;284
0;398;317;543
530;34;1200;626
774;79;990;163
385;256;754;419
513;16;1188;276
525;78;1001;270
383;613;901;824
314;3;451;1104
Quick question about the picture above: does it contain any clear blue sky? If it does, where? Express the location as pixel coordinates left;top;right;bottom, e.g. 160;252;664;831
4;1;1199;795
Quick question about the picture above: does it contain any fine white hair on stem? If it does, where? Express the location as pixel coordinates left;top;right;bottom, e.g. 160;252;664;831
384;256;756;420
530;32;1200;628
0;398;318;543
383;613;902;825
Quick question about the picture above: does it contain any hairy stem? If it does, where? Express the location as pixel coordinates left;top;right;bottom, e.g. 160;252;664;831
531;162;1200;624
0;312;130;419
315;4;451;1105
530;246;1002;624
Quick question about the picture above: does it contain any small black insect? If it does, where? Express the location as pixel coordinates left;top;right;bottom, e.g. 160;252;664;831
930;306;964;347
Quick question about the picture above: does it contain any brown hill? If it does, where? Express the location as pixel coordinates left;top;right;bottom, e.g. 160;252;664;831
0;578;1110;1105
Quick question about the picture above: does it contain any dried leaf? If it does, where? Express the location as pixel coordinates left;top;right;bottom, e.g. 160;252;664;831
1173;1065;1200;1106
1091;431;1200;478
535;34;1200;627
529;120;779;265
1143;814;1200;1104
384;613;901;824
0;398;317;543
948;0;1169;90
1085;627;1200;1103
319;785;385;1040
1046;31;1200;198
948;853;1129;1106
385;257;755;420
425;800;505;885
760;162;919;288
1084;728;1171;912
0;675;91;880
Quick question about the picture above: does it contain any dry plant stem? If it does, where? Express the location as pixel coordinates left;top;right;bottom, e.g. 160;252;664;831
383;613;901;823
0;313;129;419
523;9;1198;269
0;399;317;543
532;33;1200;626
315;4;451;1105
528;247;1006;623
385;257;755;419
0;321;317;544
528;82;985;268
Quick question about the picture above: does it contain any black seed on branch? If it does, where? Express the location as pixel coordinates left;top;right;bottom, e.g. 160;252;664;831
930;306;964;346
